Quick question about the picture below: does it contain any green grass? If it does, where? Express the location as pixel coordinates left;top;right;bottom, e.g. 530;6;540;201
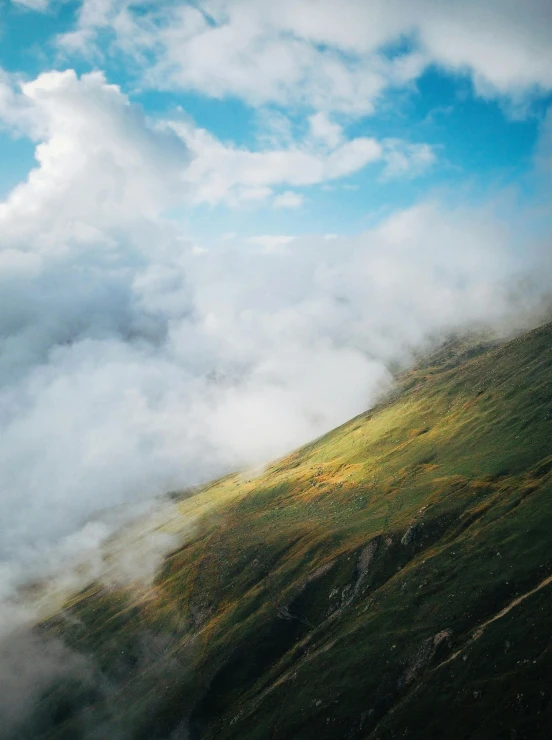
20;321;552;740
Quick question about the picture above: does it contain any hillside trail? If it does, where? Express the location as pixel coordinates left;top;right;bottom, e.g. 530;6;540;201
438;571;552;668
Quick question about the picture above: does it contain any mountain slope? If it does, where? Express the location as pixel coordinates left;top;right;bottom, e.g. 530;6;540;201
14;321;552;739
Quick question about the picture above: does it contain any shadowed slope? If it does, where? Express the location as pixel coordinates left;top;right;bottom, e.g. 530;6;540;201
13;321;552;740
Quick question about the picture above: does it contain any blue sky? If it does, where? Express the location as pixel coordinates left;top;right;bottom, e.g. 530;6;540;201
1;0;551;245
1;0;552;576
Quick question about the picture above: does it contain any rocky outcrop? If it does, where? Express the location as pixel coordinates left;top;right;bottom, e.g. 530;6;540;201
400;630;452;687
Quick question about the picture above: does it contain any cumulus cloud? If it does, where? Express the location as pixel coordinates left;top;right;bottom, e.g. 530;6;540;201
0;69;189;243
58;0;552;112
0;67;549;600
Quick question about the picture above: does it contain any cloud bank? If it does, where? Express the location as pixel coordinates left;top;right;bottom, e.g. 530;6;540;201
0;68;549;591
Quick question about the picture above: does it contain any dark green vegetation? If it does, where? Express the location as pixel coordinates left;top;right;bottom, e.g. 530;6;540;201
17;322;552;739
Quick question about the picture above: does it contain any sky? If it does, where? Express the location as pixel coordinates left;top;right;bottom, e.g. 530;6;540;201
0;0;551;590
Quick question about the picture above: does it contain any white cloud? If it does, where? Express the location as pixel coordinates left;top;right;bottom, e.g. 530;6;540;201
0;68;431;215
58;0;552;113
0;69;189;254
172;119;383;205
58;0;424;114
274;191;303;208
0;66;549;597
168;113;433;207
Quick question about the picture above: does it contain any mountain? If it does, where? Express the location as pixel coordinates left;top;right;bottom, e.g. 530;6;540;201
8;321;552;740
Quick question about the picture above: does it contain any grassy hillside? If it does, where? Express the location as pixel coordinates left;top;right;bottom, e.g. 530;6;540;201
16;321;552;740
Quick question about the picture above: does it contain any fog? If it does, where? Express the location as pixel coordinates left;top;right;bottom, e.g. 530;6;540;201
0;69;550;600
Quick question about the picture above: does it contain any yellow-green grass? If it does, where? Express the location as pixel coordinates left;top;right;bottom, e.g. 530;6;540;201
20;321;552;740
